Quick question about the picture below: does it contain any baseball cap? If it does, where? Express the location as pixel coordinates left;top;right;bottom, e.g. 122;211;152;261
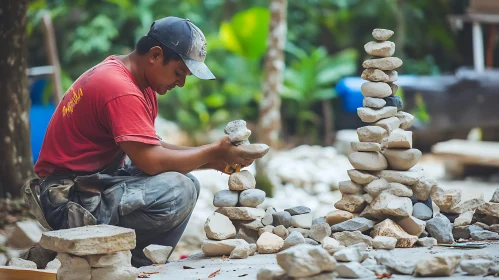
147;16;215;80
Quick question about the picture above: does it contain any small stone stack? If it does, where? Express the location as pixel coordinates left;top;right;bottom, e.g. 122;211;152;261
38;225;137;280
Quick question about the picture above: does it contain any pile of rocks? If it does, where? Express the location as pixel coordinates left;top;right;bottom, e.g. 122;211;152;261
38;225;137;280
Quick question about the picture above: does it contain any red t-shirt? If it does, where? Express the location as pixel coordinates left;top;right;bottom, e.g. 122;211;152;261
34;56;161;177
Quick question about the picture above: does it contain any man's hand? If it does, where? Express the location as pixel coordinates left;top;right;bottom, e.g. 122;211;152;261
216;136;259;167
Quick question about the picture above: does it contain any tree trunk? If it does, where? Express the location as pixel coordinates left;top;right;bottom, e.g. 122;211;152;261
0;0;35;198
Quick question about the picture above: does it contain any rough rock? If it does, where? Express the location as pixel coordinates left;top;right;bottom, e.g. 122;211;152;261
426;214;454;244
273;211;292;227
357;106;397;123
361;69;390;83
291;213;313;229
91;265;137;280
453;226;471;240
351;142;381;152
338;180;362;194
491;187;499;203
322;237;344;254
204;212;236;240
461;259;494;275
336;262;375;278
235;226;259;243
288;227;310;238
239;189;266;207
412;177;437;201
372;236;397;249
360;82;392;98
224;120;251;142
259;225;275;236
382;148;422;171
238;144;270;158
305;238;319;245
383;96;403;111
56;253;91;280
376;253;415;275
431;187;462;212
213;190;239;207
284;206;311;216
362;57;403;70
86;250;132;267
228;170;256;191
216;207;265;220
364;178;388;197
142;245;172;264
357;126;387;143
417;237;437;247
385;129;412;149
471;230;499;240
249;244;257;256
332;231;373;247
309;223;332;243
273;225;290;239
294;272;338;280
201;239;249;256
414;253;461;277
385;182;413;197
363;96;386;108
7;257;37;269
238;219;264;231
312;217;327;226
331;217;375;233
326;210;354;226
333;245;366;262
276;244;336;277
372;28;394;40
364;41;395;57
476;202;499;217
347;169;377;184
397;216;426;237
282;231;306;250
374;116;400;133
377;169;422;185
454;210;474;226
9;220;44;248
39;225;135;256
256;266;287;280
370;192;412;218
413;202;433;220
361;257;378;272
448;196;485;214
348;152;388;171
257;232;284;254
363;193;373;204
262;207;276;226
334;194;366;213
389;83;398;95
396;111;414;129
229;244;251;259
372;219;418;248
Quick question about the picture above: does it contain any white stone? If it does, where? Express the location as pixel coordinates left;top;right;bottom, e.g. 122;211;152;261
417;237;437;247
336;262;375;278
228;170;256;191
143;245;172;264
9;220;44;248
239;189;266;207
57;253;91;280
454;211;474;227
348;152;388;171
334;194;366;213
461;259;494;275
322;237;344;254
448;195;485;214
396;111;414;129
385;129;412;149
357;126;387;143
216;207;265;220
229;244;251;259
7;257;37;269
431;187;462;212
397;216;426;237
358;106;397;123
225;120;251;142
338;180;362;194
261;207;276;226
256;266;287;280
86;250;132;267
347;169;378;184
309;223;332;243
363;193;373;204
91;265;137;280
382;148;422;171
372;28;394;40
257;232;284;254
412;177;437;201
351;142;381;152
414;253;462;277
361;69;390;83
372;219;418;248
377;169;423;185
201;239;249;256
276;244;336;277
39;225;135;256
45;258;61;271
258;225;274;236
360;82;392;98
371;192;413;218
273;225;289;239
283;231;306;250
374;117;400;133
363;96;386;108
372;236;397;249
204;212;236;240
332;231;373;247
364;178;388;197
364;41;395;57
333;246;365;262
363;57;403;71
290;213;313;229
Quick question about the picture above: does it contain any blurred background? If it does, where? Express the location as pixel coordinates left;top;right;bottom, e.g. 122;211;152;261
2;0;499;263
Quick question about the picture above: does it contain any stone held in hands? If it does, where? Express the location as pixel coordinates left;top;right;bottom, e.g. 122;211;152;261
364;41;395;57
224;120;251;142
276;244;337;277
372;28;394;40
213;190;239;207
348;152;388;171
239;189;266;207
382;148;422;171
228;170;256;191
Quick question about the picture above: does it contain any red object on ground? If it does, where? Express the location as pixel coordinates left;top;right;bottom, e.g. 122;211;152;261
179;255;188;260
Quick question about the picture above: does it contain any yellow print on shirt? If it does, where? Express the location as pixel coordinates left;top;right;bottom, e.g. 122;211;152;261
62;87;83;117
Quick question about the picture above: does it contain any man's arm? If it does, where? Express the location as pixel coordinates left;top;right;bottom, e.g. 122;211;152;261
160;140;227;171
160;141;193;150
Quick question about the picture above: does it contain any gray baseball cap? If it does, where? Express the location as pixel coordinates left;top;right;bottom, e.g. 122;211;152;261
147;16;215;80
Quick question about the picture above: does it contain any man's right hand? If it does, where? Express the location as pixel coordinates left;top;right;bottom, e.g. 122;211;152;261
216;136;256;167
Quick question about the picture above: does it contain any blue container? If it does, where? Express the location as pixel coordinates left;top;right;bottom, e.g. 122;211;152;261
30;104;56;163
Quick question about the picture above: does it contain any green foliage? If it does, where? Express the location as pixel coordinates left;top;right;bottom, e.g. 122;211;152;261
411;93;430;124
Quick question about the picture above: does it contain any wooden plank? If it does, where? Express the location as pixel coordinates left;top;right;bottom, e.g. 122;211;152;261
432;139;499;167
0;266;56;280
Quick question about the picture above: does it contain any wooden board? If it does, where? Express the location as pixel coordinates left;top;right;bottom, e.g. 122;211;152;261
432;139;499;167
0;266;56;280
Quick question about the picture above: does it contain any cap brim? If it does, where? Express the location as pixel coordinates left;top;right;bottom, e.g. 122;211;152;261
181;56;216;80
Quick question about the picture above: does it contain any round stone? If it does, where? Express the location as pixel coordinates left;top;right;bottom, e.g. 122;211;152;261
412;202;433;220
213;190;239;207
239;189;266;207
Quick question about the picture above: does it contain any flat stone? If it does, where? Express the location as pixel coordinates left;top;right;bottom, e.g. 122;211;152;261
204;212;236;240
397;216;426;237
305;238;319;245
426;213;454;244
312;217;327;226
276;244;336;277
348;152;388;171
386;182;413;197
213;190;239;207
413;202;433;220
351;142;381;152
363;96;387;108
201;239;249;256
370;192;413;218
239;189;266;207
431;187;462;212
142;245;172;264
375;252;415;275
476;202;499;217
309;223;332;243
331;217;375;233
9;220;44;248
334;194;366;213
347;169;378;184
363;57;403;70
471;230;499;240
258;225;275;236
361;69;390;83
273;225;289;239
385;129;412;149
237;144;270;158
225;120;251;142
414;253;461;277
461;259;494;275
357;106;397;123
256;266;287;280
376;169;422;185
364;41;395;57
284;206;311;216
257;232;284;254
372;236;397;249
374;116;400;133
7;257;37;269
382;148;422;171
262;207;276;226
45;258;61;271
282;231;306;250
273;211;292;227
332;231;373;247
383;96;403;110
91;265;137;280
56;253;91;280
333;245;366;262
454;211;474;226
326;210;354;226
357;126;387;143
86;250;132;267
216;207;265;221
338;180;362;194
238;219;264;231
372;219;418;248
361;257;378;272
229;244;251;259
360;82;392;98
294;272;338;280
448;196;485;214
39;225;135;256
290;213;313;229
322;237;344;254
228;170;256;191
395;111;414;130
453;225;471;239
363;178;390;197
336;262;375;278
412;177;437;201
288;227;310;238
417;237;437;247
235;226;259;243
372;28;394;40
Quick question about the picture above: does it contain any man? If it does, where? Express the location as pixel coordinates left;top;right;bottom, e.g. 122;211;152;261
28;16;264;267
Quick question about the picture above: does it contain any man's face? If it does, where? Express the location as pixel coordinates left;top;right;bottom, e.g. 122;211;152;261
145;47;192;95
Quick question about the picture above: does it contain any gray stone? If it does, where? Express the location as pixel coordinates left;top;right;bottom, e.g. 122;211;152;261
91;265;137;280
332;231;373;247
338;180;362;194
417;237;437;247
204;212;236;240
453;226;471;240
249;244;257;256
363;96;386;108
294;272;338;280
224;120;251;142
238;219;265;231
290;213;313;229
351;142;381;152
56;253;91;280
372;236;397;249
239;189;266;207
471;230;499;240
413;202;433;220
414;253;461;277
276;244;336;277
228;170;256;191
362;57;403;71
229;244;251;259
309;223;332;243
333;245;366;262
86;250;132;267
376;253;415;275
201;239;249;256
235;226;259;244
449;196;485;214
383;96;403;110
426;214;454;244
273;225;289;239
143;245;172;264
213;190;239;207
282;231;306;250
331;217;375;233
372;28;394;40
7;257;37;269
336;262;375;278
262;207;276;226
0;253;6;266
288;227;310;238
357;106;397;123
258;225;275;236
347;169;378;185
461;259;494;275
216;207;265;220
312;217;326;226
357;126;387;143
39;225;136;256
257;232;284;254
273;211;292;227
284;206;311;215
305;238;319;245
361;257;378;272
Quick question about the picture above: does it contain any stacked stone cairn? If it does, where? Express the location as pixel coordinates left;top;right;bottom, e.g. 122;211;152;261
38;225;138;280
